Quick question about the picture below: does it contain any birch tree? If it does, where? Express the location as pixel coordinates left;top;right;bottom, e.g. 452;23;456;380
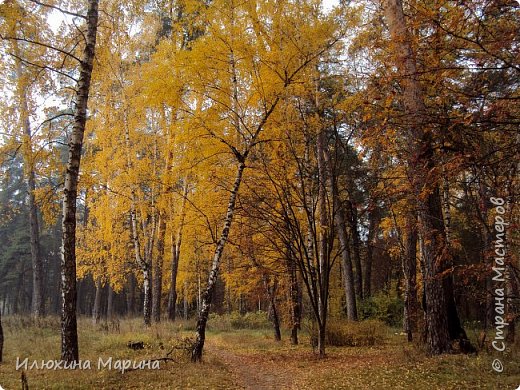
60;0;99;362
180;0;343;361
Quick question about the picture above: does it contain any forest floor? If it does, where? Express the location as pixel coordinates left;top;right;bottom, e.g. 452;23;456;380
0;316;519;389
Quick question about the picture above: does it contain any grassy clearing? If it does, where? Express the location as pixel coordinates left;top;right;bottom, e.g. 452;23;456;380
0;316;236;389
209;323;520;389
0;316;519;389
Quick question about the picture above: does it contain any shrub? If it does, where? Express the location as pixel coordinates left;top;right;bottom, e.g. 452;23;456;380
324;320;387;347
208;311;271;331
358;293;404;327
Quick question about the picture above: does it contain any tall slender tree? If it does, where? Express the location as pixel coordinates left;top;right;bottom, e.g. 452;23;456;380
61;0;99;362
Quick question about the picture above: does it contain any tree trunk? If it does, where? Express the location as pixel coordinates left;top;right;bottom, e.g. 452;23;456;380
61;0;99;363
317;321;326;358
347;200;363;300
126;126;153;327
153;214;167;323
420;186;453;353
286;253;301;345
168;182;188;321
403;214;418;342
383;0;467;355
167;241;179;321
13;40;44;319
107;284;114;319
183;281;188;320
316;129;330;357
92;277;102;324
364;206;380;299
0;306;3;362
28;148;44;318
322;133;357;321
265;276;281;341
126;274;136;316
143;268;152;325
128;199;152;326
192;162;245;362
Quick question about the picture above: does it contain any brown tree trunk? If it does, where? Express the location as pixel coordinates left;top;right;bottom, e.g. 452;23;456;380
92;277;102;324
403;214;418;342
167;243;179;321
421;186;453;353
192;162;245;362
168;182;188;321
107;284;114;320
265;276;281;341
364;206;380;299
347;200;363;300
126;274;136;316
316;129;330;357
13;40;44;319
286;252;301;345
322;133;357;321
0;306;3;362
183;281;189;320
61;0;99;363
383;0;467;354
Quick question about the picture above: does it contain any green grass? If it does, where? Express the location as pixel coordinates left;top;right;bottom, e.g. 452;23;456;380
0;316;519;389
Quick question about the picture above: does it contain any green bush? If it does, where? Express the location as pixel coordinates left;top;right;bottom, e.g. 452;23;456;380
358;293;404;327
208;311;271;331
324;320;387;347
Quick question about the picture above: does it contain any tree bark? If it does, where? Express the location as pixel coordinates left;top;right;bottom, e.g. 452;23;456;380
107;284;114;319
192;162;245;362
92;277;102;324
183;281;189;320
168;182;188;321
364;206;380;299
167;243;179;321
61;0;99;363
0;306;3;362
13;39;44;319
27;131;44;319
152;214;167;323
125;125;153;327
316;129;330;357
126;274;136;316
383;0;467;354
286;251;301;345
322;133;357;321
347;200;363;300
265;276;281;341
403;214;418;342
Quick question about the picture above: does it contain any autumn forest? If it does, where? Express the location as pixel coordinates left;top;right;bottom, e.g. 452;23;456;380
0;0;518;388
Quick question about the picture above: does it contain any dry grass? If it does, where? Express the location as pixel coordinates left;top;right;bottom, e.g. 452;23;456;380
0;316;235;389
0;316;519;389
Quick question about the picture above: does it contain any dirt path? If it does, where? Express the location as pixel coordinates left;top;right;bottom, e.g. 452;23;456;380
206;344;296;390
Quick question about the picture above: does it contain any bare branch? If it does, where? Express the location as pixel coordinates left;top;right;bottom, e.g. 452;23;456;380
0;34;82;64
28;0;87;20
7;51;79;82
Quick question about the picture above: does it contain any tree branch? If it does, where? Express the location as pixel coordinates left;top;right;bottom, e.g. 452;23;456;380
0;34;82;64
28;0;87;19
7;51;79;82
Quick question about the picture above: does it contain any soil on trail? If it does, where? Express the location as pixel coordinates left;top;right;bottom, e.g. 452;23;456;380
206;344;297;390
